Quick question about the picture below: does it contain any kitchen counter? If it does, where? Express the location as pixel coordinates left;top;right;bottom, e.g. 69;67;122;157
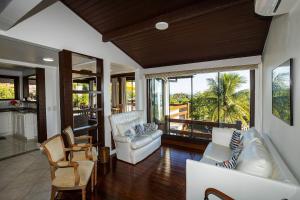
0;107;37;113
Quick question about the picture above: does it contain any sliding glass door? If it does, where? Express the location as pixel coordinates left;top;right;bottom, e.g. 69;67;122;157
169;77;192;137
149;78;165;123
147;69;254;140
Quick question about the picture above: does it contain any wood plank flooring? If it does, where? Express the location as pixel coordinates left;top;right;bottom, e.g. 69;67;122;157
60;146;203;200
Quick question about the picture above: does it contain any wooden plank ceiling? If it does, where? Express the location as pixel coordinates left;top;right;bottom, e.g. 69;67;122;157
61;0;272;68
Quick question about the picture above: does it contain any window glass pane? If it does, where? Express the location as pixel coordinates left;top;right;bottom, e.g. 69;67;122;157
73;82;89;91
0;77;15;99
191;73;219;122
28;79;36;101
126;80;135;111
219;70;250;130
153;79;164;122
191;72;218;139
169;77;191;136
73;93;90;109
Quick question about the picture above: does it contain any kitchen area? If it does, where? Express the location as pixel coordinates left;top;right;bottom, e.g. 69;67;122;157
0;65;38;160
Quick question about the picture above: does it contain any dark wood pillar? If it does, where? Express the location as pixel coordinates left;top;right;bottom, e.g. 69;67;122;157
96;58;105;147
36;68;47;143
59;50;73;130
250;69;255;128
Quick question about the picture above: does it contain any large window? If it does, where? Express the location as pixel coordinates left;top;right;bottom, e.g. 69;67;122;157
0;76;18;100
168;70;252;138
147;69;254;140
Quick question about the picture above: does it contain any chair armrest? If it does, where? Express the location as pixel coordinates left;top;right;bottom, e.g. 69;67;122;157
54;161;80;185
64;147;93;161
65;146;87;152
204;188;234;200
114;135;131;143
75;135;92;144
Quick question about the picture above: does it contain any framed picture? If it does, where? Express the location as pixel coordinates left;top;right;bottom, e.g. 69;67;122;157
272;59;293;126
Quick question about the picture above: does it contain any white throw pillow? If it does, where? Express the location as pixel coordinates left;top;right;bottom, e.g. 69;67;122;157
242;128;261;146
237;138;273;178
212;127;236;147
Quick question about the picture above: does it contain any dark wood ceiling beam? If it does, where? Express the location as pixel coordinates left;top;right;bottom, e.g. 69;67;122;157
102;0;249;42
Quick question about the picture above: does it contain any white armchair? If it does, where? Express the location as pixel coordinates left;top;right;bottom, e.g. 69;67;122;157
109;110;162;164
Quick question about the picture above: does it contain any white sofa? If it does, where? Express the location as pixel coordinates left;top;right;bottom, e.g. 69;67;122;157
109;110;162;164
186;128;300;200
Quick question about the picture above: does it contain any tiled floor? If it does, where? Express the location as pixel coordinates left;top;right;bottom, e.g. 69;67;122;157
0;135;38;160
0;150;51;200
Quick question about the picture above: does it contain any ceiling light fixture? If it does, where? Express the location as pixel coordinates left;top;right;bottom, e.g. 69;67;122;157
43;57;54;62
155;22;169;30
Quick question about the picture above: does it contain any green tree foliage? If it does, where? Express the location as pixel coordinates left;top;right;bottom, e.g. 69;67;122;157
0;83;15;99
170;93;190;104
169;73;250;127
191;73;250;126
73;83;89;107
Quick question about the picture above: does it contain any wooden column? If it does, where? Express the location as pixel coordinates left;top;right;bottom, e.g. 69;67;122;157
36;68;47;143
97;58;105;147
59;50;73;130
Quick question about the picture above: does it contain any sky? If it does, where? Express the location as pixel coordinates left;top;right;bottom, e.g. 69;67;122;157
169;70;250;95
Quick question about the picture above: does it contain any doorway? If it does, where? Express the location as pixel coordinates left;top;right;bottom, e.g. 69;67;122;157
0;65;47;160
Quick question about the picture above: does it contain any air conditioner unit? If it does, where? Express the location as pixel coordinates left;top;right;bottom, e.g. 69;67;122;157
255;0;298;16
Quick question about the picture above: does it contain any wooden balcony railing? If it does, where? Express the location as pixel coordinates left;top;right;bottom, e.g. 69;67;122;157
164;115;242;140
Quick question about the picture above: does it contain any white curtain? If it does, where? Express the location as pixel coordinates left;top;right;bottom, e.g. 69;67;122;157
111;78;119;107
120;77;127;112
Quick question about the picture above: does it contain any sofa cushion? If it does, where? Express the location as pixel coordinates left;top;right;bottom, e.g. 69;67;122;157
237;139;272;178
117;119;136;136
131;135;153;150
212;127;235;147
200;157;218;165
149;129;163;140
242;128;261;146
203;142;232;162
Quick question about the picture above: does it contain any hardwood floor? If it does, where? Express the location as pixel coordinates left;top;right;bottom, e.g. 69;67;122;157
60;146;203;200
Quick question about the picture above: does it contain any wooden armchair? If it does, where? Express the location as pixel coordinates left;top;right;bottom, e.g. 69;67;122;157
63;126;98;185
41;135;94;200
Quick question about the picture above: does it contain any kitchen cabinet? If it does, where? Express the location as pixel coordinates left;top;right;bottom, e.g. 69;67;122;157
0;112;13;136
13;112;37;140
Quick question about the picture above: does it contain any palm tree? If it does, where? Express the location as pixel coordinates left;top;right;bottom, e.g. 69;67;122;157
191;73;250;127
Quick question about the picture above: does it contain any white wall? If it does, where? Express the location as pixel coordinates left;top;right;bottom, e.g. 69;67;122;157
0;2;142;148
262;2;300;181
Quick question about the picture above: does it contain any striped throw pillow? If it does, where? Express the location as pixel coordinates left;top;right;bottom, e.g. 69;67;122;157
230;130;242;150
232;144;243;158
216;156;238;169
135;124;145;136
143;123;158;133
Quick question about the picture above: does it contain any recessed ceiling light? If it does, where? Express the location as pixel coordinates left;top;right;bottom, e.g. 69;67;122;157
155;22;169;30
43;57;54;62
